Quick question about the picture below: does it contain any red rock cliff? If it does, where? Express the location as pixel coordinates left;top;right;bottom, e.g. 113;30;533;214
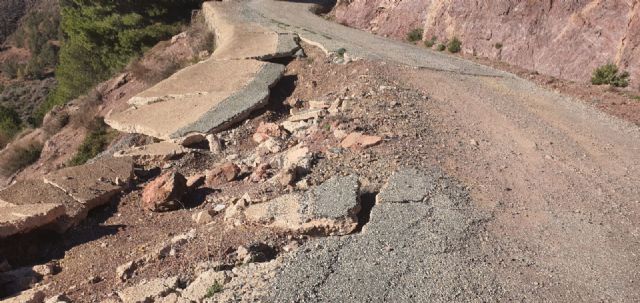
333;0;640;87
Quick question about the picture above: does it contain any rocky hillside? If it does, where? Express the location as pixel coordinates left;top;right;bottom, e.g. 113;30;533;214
333;0;640;88
0;0;40;45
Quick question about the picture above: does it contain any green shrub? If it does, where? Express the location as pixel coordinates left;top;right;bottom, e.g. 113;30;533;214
495;43;503;49
591;63;630;87
437;44;446;51
0;105;22;148
424;36;437;48
68;117;116;166
44;0;203;122
406;28;423;42
204;281;223;298
447;37;462;53
1;60;20;78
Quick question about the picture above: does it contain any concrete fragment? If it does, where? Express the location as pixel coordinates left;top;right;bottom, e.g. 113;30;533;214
243;175;361;236
106;60;284;140
142;172;188;212
340;132;382;149
0;204;65;238
181;270;232;302
377;169;437;204
114;141;191;160
44;157;134;209
117;277;179;303
0;287;45;303
0;180;86;231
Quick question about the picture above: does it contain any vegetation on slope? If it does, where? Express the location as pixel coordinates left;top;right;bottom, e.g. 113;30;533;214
39;0;204;121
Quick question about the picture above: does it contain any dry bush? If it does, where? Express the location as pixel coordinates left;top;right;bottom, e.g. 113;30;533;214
0;130;43;177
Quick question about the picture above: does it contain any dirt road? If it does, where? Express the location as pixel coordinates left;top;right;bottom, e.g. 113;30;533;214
244;0;640;301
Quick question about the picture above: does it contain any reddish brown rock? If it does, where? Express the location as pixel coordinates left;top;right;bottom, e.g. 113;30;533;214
249;163;271;183
252;122;285;143
340;132;382;149
142;172;188;212
206;162;241;187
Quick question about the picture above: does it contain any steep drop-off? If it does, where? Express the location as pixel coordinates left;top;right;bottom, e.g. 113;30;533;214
333;0;640;87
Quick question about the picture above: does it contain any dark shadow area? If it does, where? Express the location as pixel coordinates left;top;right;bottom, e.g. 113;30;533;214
183;187;217;209
353;191;377;233
266;74;298;115
134;166;162;183
285;0;337;14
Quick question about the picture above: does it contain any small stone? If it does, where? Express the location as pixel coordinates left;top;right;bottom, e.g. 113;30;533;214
469;139;479;146
116;260;142;282
253;122;285;143
249;163;271;183
287;109;327;122
213;204;226;213
45;294;71;303
308;100;330;109
206;134;223;154
141;172;188;212
186;174;206;189
340;132;382;149
279;168;297;186
192;210;215;225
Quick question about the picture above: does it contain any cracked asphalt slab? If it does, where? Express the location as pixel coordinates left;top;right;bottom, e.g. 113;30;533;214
266;169;498;302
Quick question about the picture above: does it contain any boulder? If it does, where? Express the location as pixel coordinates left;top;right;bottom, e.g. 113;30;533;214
142;172;188;212
206;162;240;187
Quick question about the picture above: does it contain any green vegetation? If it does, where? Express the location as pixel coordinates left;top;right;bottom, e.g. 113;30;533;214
447;37;462;53
591;63;630;87
424;36;437;48
6;9;61;80
68;117;116;166
336;47;347;58
204;281;223;298
437;44;446;51
39;0;203;122
406;28;424;42
494;42;503;49
0;105;22;147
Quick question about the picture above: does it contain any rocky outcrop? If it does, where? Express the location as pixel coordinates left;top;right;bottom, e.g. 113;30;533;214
333;0;640;87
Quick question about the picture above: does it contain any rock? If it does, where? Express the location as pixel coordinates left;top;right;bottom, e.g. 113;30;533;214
186;174;206;190
308;100;330;109
181;270;232;302
333;129;348;140
31;263;57;277
206;134;223;154
284;144;312;173
1;287;45;303
281;120;311;134
113;141;191;160
243;175;361;236
171;32;187;44
0;204;65;239
141;172;188;212
234;243;276;264
213;204;226;213
117;276;180;303
153;229;196;259
206;162;240;187
258;138;284;154
252;122;285;143
44;157;134;209
278;168;297;186
469;139;479;146
249;163;271;183
340;132;382;149
116;260;143;282
192;210;215;225
328;98;343;114
287;109;327;122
